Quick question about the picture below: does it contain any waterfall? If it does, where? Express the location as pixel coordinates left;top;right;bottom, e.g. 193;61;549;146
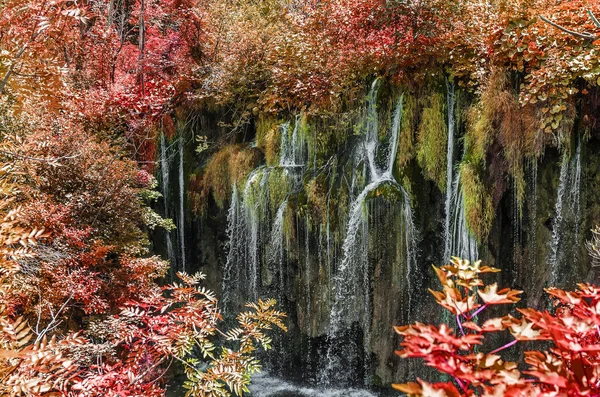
364;80;381;181
243;168;267;301
222;87;420;387
178;134;186;272
511;174;524;282
548;137;582;287
450;173;479;261
223;184;241;313
322;82;416;385
280;116;306;167
160;133;176;267
442;82;478;263
443;82;456;263
222;167;269;314
526;159;539;294
268;199;288;301
223;112;308;317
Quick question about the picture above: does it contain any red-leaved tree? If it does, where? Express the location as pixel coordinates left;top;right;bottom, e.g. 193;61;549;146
395;258;600;396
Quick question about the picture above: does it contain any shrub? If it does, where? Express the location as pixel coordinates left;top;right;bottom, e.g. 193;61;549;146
394;257;600;396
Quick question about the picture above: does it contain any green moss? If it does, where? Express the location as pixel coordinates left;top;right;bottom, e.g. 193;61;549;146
305;110;359;168
243;167;267;211
416;91;448;192
282;200;297;245
396;91;417;170
365;182;404;202
196;144;262;212
465;104;493;166
466;71;546;215
305;176;328;226
268;168;291;214
256;115;281;166
460;161;494;241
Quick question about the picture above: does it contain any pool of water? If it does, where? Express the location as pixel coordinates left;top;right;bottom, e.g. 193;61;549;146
249;373;383;397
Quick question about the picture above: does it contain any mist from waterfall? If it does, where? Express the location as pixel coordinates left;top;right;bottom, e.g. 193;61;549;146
222;116;309;316
280;116;307;167
548;137;582;287
159;133;176;268
442;82;478;263
178;133;187;272
321;81;417;386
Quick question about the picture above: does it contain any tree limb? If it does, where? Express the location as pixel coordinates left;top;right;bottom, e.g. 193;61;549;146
589;10;600;29
540;15;599;41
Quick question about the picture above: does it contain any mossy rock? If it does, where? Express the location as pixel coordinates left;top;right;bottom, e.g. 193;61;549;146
365;182;405;203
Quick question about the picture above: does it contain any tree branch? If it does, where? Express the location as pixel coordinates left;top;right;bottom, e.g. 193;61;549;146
540;15;599;41
589;10;600;29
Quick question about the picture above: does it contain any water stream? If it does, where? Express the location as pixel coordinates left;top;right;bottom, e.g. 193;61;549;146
156;77;594;397
160;133;176;268
321;81;416;386
442;82;478;263
178;133;187;272
443;81;456;263
548;137;582;287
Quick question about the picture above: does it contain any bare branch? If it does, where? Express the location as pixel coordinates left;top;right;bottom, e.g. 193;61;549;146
540;15;599;41
589;10;600;29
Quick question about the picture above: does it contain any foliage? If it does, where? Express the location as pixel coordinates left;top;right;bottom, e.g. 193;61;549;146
587;226;600;267
0;136;286;396
0;137;86;396
395;257;600;396
0;0;87;103
0;105;172;319
71;273;286;397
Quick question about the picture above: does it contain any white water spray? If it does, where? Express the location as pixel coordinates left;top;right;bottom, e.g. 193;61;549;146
160;133;176;267
178;134;186;272
442;82;478;263
548;137;582;286
322;82;416;385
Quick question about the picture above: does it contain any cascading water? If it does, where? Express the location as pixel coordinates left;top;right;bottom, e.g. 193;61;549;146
161;74;594;396
223;183;241;313
442;82;456;263
159;133;176;268
548;137;582;287
222;168;268;314
442;82;478;263
268;199;288;302
449;174;479;261
220;85;421;392
322;81;417;386
280;116;306;167
223;116;309;316
178;134;187;272
522;159;540;298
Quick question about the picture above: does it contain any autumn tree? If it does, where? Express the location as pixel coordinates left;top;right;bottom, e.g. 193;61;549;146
395;258;600;396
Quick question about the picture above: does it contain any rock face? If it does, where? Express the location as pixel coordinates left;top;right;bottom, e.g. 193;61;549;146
153;79;600;389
